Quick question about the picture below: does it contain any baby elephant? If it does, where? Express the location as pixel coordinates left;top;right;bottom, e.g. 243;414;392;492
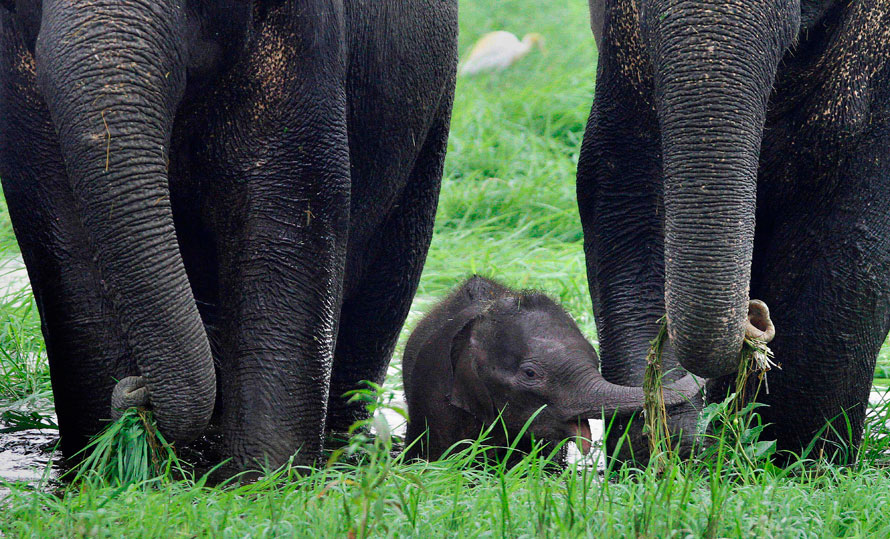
402;276;702;461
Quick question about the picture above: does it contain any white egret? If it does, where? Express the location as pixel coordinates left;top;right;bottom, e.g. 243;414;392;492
459;31;545;76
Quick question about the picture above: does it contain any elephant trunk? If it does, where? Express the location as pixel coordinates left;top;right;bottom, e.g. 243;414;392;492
568;367;703;419
642;0;797;378
35;2;215;442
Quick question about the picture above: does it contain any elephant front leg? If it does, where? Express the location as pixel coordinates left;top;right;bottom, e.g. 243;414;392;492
741;131;890;464
212;130;350;471
204;4;351;472
216;184;349;471
0;28;131;457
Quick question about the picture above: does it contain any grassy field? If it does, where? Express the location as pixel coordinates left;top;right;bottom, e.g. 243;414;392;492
4;0;890;536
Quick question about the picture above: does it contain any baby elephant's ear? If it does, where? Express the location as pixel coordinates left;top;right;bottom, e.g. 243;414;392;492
412;302;496;422
449;320;497;422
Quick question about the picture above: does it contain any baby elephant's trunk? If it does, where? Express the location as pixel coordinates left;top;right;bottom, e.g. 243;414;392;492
573;372;703;419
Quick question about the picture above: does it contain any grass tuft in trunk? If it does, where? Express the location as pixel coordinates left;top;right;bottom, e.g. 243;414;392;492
697;335;779;472
68;407;183;488
734;336;777;412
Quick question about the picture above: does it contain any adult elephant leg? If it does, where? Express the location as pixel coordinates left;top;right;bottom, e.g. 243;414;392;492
577;0;699;464
200;3;351;471
324;0;457;433
32;1;215;443
579;0;666;388
326;95;454;432
0;19;131;457
734;136;890;463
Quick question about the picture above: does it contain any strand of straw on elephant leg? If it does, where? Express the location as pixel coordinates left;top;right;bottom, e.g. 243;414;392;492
101;109;111;173
643;318;671;468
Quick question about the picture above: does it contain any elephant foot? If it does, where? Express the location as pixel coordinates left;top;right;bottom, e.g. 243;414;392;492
324;396;372;435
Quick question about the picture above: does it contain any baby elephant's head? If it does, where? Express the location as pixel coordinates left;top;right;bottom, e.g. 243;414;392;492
404;277;701;459
448;292;607;452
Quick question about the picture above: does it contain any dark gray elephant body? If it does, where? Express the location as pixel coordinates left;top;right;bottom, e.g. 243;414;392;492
0;0;457;471
402;276;702;461
579;0;890;462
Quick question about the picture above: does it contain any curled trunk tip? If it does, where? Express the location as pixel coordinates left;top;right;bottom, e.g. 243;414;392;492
746;299;775;343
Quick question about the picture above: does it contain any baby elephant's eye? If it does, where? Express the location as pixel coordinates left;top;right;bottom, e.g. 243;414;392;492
523;368;537;379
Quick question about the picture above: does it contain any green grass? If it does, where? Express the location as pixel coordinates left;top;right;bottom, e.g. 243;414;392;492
5;389;890;538
67;408;181;488
0;467;883;536
4;0;890;536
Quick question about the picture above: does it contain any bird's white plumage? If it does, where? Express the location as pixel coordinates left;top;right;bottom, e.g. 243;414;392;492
459;31;544;76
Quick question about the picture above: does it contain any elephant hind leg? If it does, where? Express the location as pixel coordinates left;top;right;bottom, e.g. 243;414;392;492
325;99;453;434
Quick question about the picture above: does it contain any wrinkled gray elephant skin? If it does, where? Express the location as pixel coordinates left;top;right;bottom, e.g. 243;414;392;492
402;276;703;462
580;0;890;464
0;0;457;473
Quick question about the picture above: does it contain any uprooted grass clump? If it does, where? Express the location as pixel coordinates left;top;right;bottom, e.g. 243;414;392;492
642;317;777;470
641;318;671;469
69;407;183;488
